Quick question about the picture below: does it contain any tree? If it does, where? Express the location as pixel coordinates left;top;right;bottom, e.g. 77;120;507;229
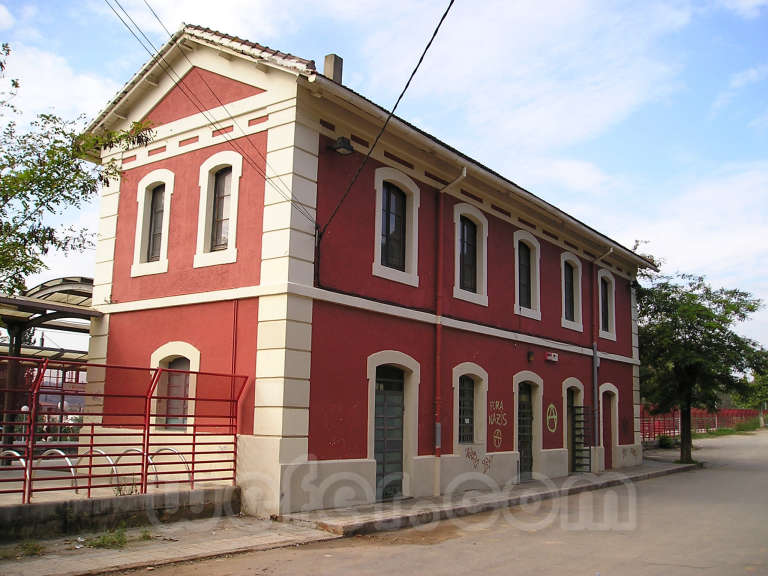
636;272;763;463
0;43;151;294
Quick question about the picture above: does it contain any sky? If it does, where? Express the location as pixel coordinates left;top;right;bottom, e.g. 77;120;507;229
1;0;767;349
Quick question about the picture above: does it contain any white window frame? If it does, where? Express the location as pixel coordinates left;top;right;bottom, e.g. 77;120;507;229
193;150;243;268
372;167;420;287
560;251;583;332
514;229;541;320
452;203;488;307
131;169;174;277
598;268;617;341
452;362;488;453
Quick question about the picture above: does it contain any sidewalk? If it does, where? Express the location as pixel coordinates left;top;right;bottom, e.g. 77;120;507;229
0;459;698;576
279;458;700;535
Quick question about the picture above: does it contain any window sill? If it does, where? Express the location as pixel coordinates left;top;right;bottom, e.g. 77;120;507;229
193;248;237;268
514;304;541;321
131;259;168;277
561;318;583;332
372;262;419;287
453;286;488;307
599;329;617;341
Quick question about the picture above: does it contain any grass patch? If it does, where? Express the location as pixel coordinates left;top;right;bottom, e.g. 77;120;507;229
735;418;761;432
140;528;152;541
17;540;45;557
89;528;127;549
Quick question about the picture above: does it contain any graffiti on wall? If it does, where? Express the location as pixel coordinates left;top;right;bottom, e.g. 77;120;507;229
489;399;509;449
465;447;493;473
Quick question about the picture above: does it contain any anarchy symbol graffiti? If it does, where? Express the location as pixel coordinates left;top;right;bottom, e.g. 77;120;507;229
546;403;558;433
493;428;503;449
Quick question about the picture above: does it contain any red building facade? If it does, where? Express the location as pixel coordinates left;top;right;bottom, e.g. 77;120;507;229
87;26;651;515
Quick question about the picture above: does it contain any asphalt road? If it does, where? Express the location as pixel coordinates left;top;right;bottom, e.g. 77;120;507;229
130;430;768;575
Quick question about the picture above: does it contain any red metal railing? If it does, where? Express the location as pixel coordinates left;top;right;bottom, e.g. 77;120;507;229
0;356;249;504
641;408;761;442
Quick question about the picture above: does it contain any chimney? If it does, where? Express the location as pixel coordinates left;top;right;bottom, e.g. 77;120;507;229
324;54;343;84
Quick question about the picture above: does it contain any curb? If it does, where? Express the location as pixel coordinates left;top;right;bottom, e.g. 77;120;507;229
29;532;341;576
280;461;702;536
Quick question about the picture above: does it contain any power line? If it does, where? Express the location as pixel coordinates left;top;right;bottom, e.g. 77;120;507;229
319;0;455;237
104;0;318;227
140;0;312;226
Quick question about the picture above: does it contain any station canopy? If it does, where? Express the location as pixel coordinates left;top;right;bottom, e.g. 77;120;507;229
0;277;101;361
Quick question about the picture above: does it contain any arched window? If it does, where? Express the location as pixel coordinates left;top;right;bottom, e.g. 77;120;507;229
598;269;616;340
373;167;420;286
194;150;243;268
150;342;200;432
561;252;583;332
451;362;489;452
514;230;541;320
132;169;174;277
453;203;488;306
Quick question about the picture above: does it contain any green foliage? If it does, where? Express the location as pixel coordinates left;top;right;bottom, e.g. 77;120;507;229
16;540;44;556
89;527;127;549
0;44;152;294
637;271;763;461
657;434;676;449
734;417;761;432
140;528;152;541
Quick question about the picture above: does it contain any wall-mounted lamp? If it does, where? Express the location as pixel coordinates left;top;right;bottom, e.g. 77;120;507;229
329;136;354;156
527;350;534;363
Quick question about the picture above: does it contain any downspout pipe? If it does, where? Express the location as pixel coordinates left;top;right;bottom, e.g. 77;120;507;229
433;167;466;495
592;247;613;463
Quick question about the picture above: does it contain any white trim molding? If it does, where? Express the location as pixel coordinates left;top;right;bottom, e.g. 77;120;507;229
561;377;584;455
598;268;617;341
365;350;420;497
452;203;489;307
512;370;544;475
514;230;541;320
451;362;488;453
560;252;583;332
131;169;174;277
149;341;201;434
194;150;243;268
372;167;420;287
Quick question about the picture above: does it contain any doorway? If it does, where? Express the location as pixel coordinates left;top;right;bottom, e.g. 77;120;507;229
518;382;533;482
374;365;404;500
602;390;614;470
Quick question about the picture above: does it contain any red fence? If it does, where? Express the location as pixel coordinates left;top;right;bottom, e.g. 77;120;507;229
641;407;761;442
0;356;249;504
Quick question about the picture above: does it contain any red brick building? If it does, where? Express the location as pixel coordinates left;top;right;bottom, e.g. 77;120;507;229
87;26;653;515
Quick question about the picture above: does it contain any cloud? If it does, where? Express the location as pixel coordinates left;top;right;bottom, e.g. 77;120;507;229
5;44;121;120
749;107;768;130
0;4;14;30
718;0;768;18
713;64;768;110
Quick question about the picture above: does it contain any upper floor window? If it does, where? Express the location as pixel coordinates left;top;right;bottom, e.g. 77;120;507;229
210;167;232;252
381;182;406;271
458;375;475;444
560;252;583;332
147;184;165;262
459;216;477;292
131;169;174;278
514;230;541;320
453;203;488;307
598;269;616;340
194;151;243;268
372;167;420;286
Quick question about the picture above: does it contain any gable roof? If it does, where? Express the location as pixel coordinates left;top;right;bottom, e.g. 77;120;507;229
88;25;655;272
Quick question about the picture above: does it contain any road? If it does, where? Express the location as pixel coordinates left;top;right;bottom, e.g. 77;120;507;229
126;430;768;575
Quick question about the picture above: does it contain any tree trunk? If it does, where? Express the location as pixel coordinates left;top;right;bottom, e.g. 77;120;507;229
679;403;693;463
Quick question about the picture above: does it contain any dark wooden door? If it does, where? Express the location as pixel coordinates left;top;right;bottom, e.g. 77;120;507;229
602;391;613;470
375;365;404;500
518;382;533;482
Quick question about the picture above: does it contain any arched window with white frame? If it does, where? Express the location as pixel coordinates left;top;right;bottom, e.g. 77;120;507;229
372;167;420;287
451;362;488;452
514;230;541;320
598;268;616;340
452;203;488;307
131;169;174;277
561;252;583;332
194;150;243;268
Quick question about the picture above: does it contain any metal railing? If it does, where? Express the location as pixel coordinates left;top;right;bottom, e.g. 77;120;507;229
641;408;761;442
0;356;250;504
